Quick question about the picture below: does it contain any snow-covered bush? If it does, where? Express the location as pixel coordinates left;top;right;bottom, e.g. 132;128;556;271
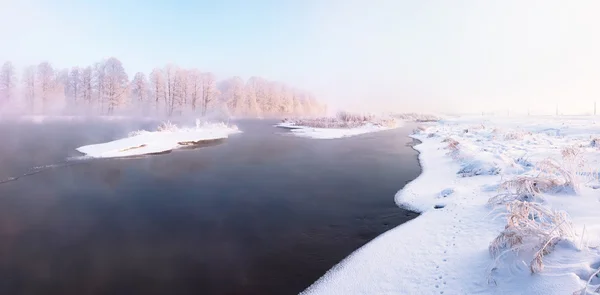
286;112;398;129
489;200;576;275
489;176;563;205
503;130;531;141
457;160;501;177
157;120;179;132
537;158;581;194
194;119;239;131
443;138;461;159
392;112;440;122
491;150;586;205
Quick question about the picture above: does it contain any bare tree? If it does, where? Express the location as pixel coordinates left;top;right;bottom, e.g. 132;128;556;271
149;68;165;115
93;61;107;113
22;66;36;112
200;72;217;116
9;58;326;117
68;67;81;105
279;84;294;115
163;64;178;116
37;62;56;112
174;68;189;115
0;61;17;104
244;81;260;117
187;69;201;112
104;57;129;114
219;76;245;116
131;72;149;114
81;66;93;106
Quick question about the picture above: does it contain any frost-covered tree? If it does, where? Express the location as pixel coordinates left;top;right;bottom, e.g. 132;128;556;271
7;58;326;116
131;72;149;113
187;69;201;112
163;64;178;116
37;62;57;112
22;66;36;112
103;57;129;114
0;61;17;104
92;61;106;112
219;76;245;116
67;67;81;105
174;68;189;115
244;81;260;117
81;66;93;106
200;72;217;116
279;85;294;115
149;68;165;115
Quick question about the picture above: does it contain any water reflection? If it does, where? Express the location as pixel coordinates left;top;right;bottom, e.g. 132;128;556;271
0;120;420;295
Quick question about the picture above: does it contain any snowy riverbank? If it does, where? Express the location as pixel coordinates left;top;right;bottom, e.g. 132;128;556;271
303;116;600;295
76;121;240;158
275;122;402;139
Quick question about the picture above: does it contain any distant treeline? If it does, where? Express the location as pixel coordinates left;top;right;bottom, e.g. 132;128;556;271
0;58;327;118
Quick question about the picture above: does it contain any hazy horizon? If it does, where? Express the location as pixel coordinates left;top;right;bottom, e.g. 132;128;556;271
2;0;600;115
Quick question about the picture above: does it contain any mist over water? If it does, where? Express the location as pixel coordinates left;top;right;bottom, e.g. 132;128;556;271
0;119;420;295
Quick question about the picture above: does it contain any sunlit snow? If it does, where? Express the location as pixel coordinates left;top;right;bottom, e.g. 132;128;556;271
303;115;600;295
275;122;402;139
76;122;240;158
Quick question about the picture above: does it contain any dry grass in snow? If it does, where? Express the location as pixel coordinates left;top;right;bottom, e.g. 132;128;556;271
128;120;238;138
285;111;398;129
489;200;577;276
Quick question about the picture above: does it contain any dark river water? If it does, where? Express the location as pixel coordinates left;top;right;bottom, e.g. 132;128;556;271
0;119;420;295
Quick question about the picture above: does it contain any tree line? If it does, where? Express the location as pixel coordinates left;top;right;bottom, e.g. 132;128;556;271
0;58;327;118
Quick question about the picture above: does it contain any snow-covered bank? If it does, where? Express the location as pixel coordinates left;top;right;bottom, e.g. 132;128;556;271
275;111;403;139
303;116;600;295
76;121;240;158
275;122;402;139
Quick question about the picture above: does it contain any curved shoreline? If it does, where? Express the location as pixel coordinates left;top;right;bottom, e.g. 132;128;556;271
301;131;425;294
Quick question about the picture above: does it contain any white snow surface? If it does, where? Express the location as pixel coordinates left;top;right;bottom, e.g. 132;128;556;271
275;122;402;139
76;122;240;158
302;116;600;295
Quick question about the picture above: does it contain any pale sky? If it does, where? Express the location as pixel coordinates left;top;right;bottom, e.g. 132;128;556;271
1;0;600;115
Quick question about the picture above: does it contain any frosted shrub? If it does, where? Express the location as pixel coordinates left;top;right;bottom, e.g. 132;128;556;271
537;158;582;194
289;112;397;129
442;138;463;160
489;176;562;205
392;113;440;122
457;160;501;177
194;119;238;131
489;200;576;274
503;130;531;141
157;120;179;132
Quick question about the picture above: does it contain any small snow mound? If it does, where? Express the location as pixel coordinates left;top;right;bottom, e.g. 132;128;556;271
76;120;240;158
439;188;454;198
457;160;501;177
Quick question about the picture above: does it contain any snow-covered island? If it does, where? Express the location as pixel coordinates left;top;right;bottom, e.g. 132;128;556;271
303;116;600;295
275;112;404;139
76;120;240;158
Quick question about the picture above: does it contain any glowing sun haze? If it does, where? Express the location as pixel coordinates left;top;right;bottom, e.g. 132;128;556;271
1;0;599;115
